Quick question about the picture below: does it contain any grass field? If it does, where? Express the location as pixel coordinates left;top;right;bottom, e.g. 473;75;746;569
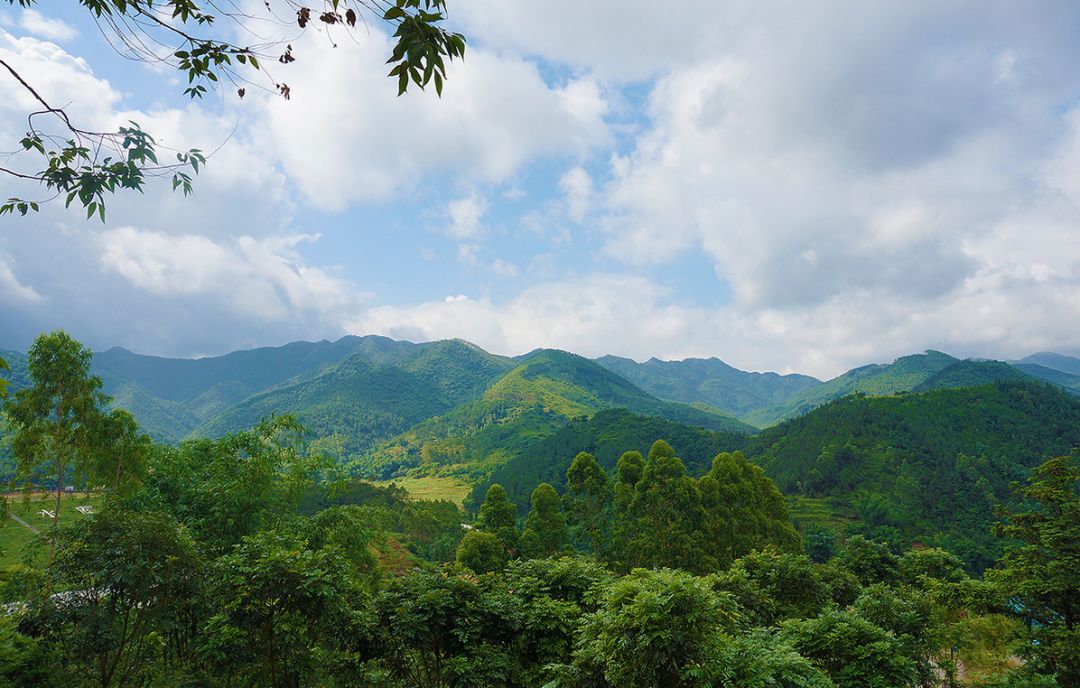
787;495;858;531
373;475;471;507
0;493;102;569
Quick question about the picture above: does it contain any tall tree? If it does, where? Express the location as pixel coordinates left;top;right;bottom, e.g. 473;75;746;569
30;507;203;688
523;483;568;558
143;414;323;553
4;331;108;532
554;568;739;688
609;450;645;568
455;530;507;574
699;451;801;566
990;451;1080;683
622;440;710;573
93;409;152;496
476;483;519;556
565;451;609;556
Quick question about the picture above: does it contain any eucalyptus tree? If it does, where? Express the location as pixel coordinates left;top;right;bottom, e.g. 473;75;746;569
522;482;568;558
4;331;109;531
476;483;519;556
565;451;609;556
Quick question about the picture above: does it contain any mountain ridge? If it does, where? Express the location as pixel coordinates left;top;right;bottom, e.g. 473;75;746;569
4;339;1080;452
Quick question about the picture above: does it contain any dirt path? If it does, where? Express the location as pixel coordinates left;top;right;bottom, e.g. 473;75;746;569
6;512;39;534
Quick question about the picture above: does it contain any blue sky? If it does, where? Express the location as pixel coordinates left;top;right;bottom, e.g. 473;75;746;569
2;1;1080;378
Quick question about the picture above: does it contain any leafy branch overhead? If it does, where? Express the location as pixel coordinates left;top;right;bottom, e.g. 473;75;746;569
0;0;465;219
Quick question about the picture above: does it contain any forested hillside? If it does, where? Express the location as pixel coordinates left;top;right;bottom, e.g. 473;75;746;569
193;340;514;455
745;381;1080;569
599;350;1078;428
355;351;754;483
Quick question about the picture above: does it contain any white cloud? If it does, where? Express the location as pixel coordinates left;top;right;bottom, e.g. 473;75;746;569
559;167;593;222
0;31;290;235
346;265;1080;379
0;31;118;135
455;0;723;80
98;228;356;322
584;1;1080;323
490;258;519;278
446;193;488;240
255;30;611;210
0;255;43;304
18;9;77;43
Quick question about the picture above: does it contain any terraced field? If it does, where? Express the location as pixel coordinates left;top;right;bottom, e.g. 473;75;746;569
786;495;857;531
374;475;471;507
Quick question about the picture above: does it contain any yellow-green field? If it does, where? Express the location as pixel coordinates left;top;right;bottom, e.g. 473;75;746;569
787;495;857;531
373;475;471;507
0;493;102;569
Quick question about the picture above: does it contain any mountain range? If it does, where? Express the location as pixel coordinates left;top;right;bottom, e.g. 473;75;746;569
3;338;1079;450
5;335;1080;569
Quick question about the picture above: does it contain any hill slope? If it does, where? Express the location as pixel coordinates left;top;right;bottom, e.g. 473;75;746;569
490;350;754;434
1016;351;1080;376
355;350;756;482
742;350;961;426
192;340;514;455
745;380;1080;570
595;354;822;420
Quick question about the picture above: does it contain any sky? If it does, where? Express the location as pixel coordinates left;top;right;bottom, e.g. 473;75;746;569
2;1;1080;379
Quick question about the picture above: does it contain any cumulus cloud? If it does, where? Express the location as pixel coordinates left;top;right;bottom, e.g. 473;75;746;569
0;30;290;235
18;10;77;42
254;29;610;210
346;265;1080;379
98;228;356;322
560;0;1080;372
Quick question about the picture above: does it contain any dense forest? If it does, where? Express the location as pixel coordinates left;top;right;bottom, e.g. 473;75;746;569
0;333;1078;687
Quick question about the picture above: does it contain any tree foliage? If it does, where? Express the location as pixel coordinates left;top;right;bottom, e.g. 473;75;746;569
1;0;465;218
476;483;519;556
522;483;568;558
0;332;1068;688
990;451;1080;683
3;331;109;531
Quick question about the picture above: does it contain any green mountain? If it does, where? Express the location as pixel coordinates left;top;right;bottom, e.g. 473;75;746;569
1011;362;1080;393
0;349;30;389
911;359;1034;391
490;350;753;433
1016;351;1080;376
356;349;756;482
598;349;1080;428
192;340;514;454
740;350;961;427
744;380;1080;570
595;354;821;419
